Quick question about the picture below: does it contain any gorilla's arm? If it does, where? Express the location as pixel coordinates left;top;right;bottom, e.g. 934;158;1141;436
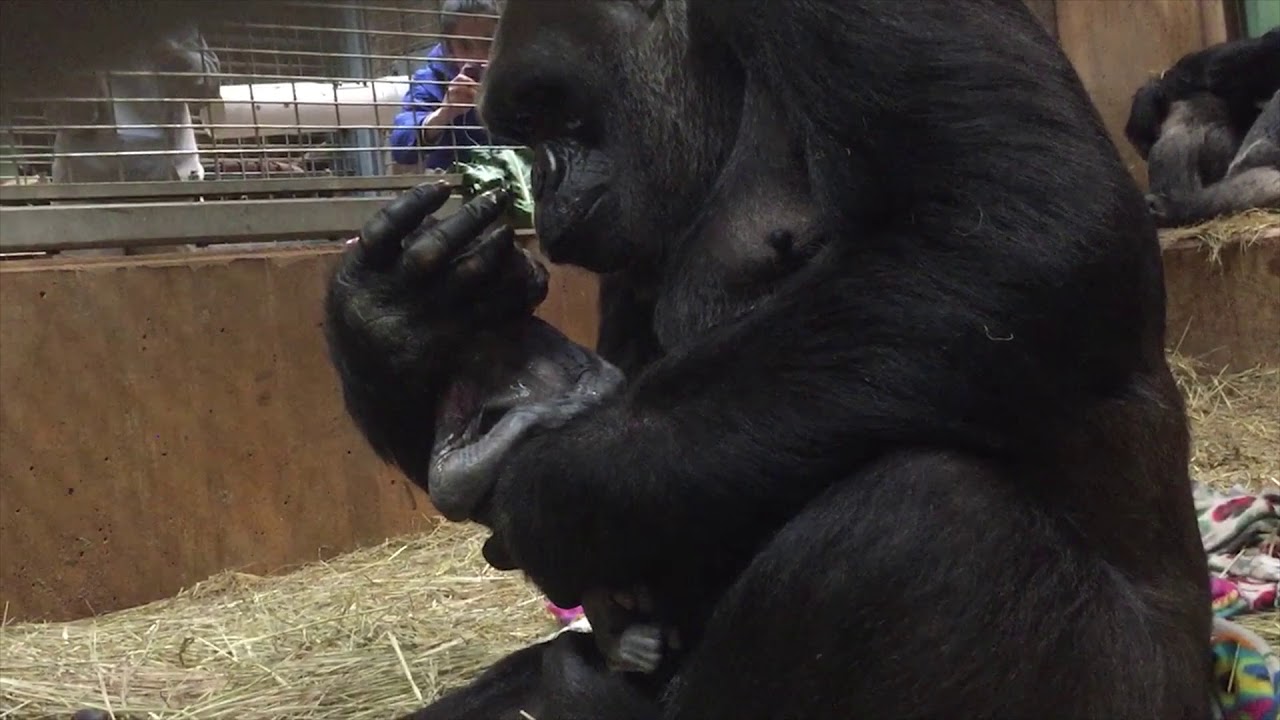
1158;28;1280;104
1198;28;1280;107
482;243;1110;607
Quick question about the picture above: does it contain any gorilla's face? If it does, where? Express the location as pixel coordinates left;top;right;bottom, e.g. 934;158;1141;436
479;0;742;273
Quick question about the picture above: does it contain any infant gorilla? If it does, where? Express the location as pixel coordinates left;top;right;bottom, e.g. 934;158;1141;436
431;315;669;674
405;185;670;675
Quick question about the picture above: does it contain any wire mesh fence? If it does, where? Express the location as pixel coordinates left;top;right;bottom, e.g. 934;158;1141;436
0;0;521;255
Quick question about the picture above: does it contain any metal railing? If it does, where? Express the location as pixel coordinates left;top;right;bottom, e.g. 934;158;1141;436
0;0;518;255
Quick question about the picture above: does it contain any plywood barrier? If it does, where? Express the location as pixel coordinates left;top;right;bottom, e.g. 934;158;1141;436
1162;230;1280;372
0;246;599;622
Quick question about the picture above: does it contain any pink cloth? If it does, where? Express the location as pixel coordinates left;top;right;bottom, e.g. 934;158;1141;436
546;601;585;625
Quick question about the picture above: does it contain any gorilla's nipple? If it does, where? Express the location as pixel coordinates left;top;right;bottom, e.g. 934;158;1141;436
766;230;796;257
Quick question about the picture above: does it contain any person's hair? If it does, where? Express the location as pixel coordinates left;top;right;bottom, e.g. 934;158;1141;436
440;0;499;35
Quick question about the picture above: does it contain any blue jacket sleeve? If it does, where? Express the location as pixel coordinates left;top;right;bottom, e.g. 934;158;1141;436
390;111;455;168
405;65;447;109
388;67;453;166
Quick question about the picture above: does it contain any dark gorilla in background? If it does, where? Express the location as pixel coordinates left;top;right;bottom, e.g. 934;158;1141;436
325;0;1213;718
1124;29;1280;227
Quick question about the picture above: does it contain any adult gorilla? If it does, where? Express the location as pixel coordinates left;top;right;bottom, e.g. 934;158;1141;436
325;0;1211;717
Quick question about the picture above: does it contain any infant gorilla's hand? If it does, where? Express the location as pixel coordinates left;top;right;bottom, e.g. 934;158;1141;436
327;182;549;381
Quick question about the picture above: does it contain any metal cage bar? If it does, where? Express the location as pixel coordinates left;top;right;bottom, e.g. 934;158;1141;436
0;0;515;253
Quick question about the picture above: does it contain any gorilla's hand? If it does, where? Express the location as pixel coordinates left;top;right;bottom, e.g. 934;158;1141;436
330;182;548;334
324;182;550;486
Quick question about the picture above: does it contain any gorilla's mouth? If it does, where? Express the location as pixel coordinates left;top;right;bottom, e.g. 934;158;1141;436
529;141;614;261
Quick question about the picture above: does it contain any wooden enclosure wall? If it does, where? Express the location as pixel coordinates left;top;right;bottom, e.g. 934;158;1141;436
1163;233;1280;372
0;247;599;622
2;0;1261;623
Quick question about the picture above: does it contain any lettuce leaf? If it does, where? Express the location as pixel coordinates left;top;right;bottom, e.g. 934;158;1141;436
453;147;535;227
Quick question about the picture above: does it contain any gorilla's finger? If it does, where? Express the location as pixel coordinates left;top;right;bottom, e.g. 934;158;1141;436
358;181;452;267
402;188;512;274
513;246;552;310
449;224;518;287
464;246;550;324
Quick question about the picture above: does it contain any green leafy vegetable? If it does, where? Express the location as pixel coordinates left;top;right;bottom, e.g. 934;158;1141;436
453;147;535;227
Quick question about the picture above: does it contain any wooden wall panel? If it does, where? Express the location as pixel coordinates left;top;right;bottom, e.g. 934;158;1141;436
0;246;599;621
1162;233;1280;372
1055;0;1230;188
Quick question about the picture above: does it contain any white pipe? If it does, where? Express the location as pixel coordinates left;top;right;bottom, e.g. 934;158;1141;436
206;75;413;140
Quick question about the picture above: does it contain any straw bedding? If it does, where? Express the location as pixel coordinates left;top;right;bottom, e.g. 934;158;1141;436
1157;207;1280;257
2;523;549;719
2;211;1277;717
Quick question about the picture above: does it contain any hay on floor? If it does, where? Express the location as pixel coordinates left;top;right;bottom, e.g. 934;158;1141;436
2;356;1277;719
0;521;548;719
1157;208;1280;260
1170;352;1280;495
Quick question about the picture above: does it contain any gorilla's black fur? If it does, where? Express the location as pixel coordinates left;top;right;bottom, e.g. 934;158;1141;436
325;1;1211;717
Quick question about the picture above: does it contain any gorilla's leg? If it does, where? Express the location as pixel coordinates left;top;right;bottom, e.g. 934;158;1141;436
1225;90;1280;177
1142;94;1244;225
664;451;1211;720
1149;166;1280;227
1145;94;1240;199
402;631;660;720
1152;91;1280;227
399;640;548;720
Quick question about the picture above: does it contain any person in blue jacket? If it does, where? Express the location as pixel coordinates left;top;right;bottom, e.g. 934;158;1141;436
388;0;498;170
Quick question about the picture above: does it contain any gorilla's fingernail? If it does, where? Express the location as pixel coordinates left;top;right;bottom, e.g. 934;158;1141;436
480;187;510;205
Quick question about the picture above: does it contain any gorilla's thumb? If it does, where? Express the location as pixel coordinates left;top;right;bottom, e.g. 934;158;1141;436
482;534;521;571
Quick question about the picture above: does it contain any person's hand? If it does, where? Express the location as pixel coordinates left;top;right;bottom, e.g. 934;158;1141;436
441;70;481;121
